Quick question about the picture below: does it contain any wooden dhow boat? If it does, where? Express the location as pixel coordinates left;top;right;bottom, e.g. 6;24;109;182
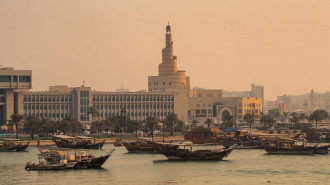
123;138;154;153
76;136;105;149
52;135;89;149
25;155;77;171
264;138;314;155
38;147;115;169
52;135;105;149
157;142;234;160
0;138;29;152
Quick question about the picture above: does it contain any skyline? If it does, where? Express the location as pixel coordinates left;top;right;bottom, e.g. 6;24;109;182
1;1;330;101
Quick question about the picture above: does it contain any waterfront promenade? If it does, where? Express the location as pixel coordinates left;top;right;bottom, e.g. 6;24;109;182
27;136;184;146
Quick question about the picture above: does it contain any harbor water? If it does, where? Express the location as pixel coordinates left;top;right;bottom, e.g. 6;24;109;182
0;144;329;185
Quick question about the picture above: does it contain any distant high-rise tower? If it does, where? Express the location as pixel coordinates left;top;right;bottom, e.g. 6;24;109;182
148;24;190;91
251;83;264;111
311;89;314;111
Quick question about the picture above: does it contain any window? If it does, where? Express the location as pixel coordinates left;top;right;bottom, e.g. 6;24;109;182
19;76;31;82
0;76;10;82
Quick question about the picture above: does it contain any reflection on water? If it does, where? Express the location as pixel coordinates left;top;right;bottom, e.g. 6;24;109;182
0;144;329;185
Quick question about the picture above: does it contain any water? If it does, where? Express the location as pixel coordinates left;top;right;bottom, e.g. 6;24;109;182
0;144;329;185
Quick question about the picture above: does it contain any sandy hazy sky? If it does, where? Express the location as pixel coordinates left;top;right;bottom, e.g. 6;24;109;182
1;0;330;100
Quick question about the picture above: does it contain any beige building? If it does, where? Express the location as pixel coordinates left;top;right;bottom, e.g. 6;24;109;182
0;67;32;125
14;86;188;125
188;89;262;123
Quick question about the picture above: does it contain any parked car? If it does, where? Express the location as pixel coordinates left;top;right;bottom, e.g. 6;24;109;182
102;131;114;135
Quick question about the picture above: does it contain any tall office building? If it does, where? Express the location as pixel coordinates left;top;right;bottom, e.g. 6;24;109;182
0;67;32;125
251;83;264;111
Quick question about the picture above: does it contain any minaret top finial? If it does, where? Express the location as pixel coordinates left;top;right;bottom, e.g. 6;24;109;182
166;22;171;33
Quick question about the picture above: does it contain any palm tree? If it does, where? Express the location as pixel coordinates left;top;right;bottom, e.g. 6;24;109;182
132;120;143;137
192;120;198;129
204;118;214;128
165;113;179;136
92;120;104;138
268;108;280;117
62;116;74;136
40;117;51;137
70;121;82;136
8;114;24;139
145;117;159;143
243;113;255;130
290;112;300;130
221;114;235;128
309;110;328;130
299;113;307;122
24;115;40;139
108;115;120;133
88;106;97;134
260;115;267;128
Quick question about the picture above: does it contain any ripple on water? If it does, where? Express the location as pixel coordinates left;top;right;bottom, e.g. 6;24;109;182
0;144;329;185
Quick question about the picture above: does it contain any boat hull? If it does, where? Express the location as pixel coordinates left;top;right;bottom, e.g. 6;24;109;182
220;140;263;149
265;146;314;155
73;149;115;169
123;142;153;153
53;140;88;149
84;140;105;149
25;163;66;171
0;142;29;152
162;148;233;160
313;145;329;154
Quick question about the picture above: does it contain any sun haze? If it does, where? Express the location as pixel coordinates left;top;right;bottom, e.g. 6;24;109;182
0;0;329;100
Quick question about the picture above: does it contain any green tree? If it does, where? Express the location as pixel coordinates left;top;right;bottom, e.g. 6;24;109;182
299;113;307;121
175;120;185;132
92;120;104;138
40;117;51;137
24;115;40;139
243;113;255;130
221;114;235;128
192;120;198;129
62;116;75;136
165;113;179;136
132;120;143;137
204;118;214;128
69;120;82;136
145;117;159;142
260;115;276;129
8;114;24;139
88;106;97;133
290;112;300;130
260;115;268;128
268;108;280;117
309;110;328;130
